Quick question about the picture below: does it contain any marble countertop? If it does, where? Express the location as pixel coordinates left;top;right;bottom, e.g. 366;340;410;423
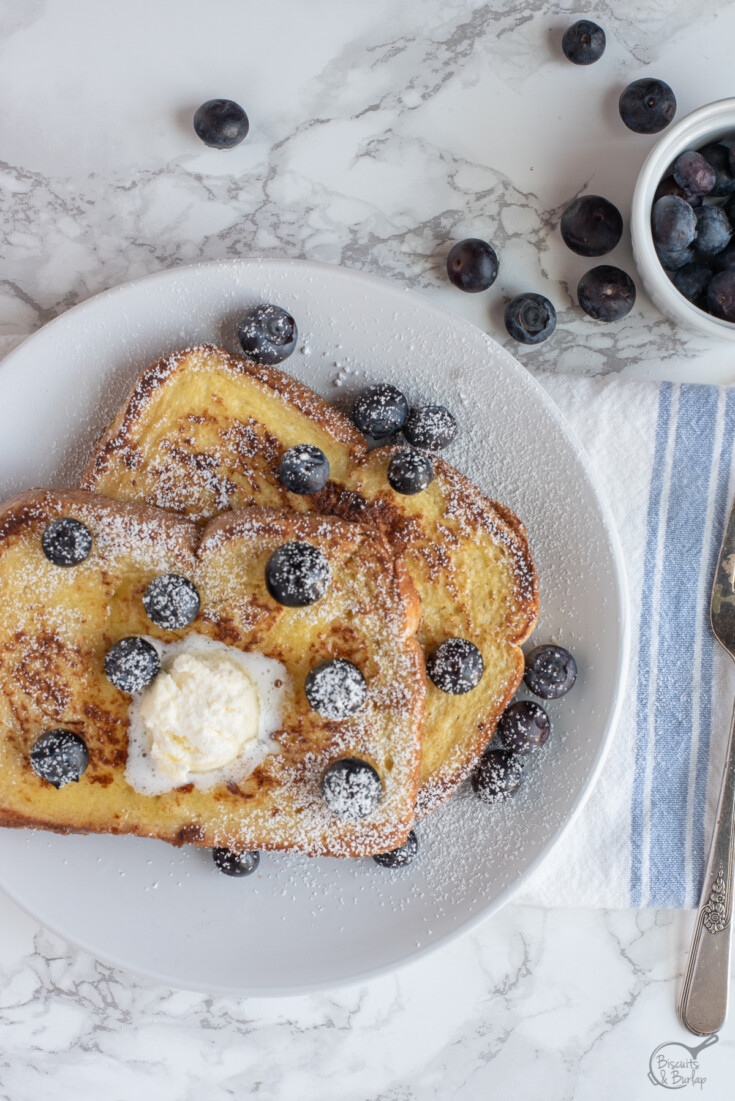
1;0;735;1096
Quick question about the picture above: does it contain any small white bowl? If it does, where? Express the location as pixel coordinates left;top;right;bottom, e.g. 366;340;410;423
631;97;735;341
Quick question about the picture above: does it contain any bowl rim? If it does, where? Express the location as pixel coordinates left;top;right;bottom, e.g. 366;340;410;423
631;96;735;341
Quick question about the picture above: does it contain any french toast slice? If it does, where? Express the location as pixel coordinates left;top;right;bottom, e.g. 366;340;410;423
81;345;538;815
0;490;425;856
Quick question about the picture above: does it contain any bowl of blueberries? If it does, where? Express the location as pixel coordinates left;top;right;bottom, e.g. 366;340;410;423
632;97;735;339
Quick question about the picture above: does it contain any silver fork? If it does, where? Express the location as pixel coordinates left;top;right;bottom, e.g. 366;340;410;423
679;499;735;1035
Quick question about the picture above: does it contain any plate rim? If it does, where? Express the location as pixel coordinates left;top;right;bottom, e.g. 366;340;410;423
0;257;630;996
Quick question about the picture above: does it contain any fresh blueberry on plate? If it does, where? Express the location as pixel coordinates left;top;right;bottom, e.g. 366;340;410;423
387;448;434;495
321;758;383;820
561;20;605;65
560;195;623;257
651;196;697;252
30;730;89;789
672;151;717;197
619;78;676;134
143;574;200;630
504;293;556;345
305;659;367;720
577;265;636;322
41;517;93;567
496;700;551;755
238;304;298;365
265;542;330;607
446;238;499;292
523;644;577;700
105;636;161;693
352;384;408;438
278;444;330;495
426;637;484;694
707;270;735;322
695;206;731;256
670;262;712;306
193;99;249;149
472;749;525;805
699;143;735;197
403;405;457;451
373;829;419;868
212;848;260;877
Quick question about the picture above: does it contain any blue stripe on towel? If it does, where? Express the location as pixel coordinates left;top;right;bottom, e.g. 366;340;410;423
631;382;673;906
691;388;735;902
648;385;720;908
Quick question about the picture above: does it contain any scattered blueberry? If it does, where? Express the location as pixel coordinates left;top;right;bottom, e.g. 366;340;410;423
278;444;330;495
265;542;330;607
30;730;89;789
561;20;606;65
193;99;249;149
695;205;732;256
387;448;434;495
496;700;551;755
426;637;484;695
670;262;712;306
656;244;696;271
446;238;499;292
472;749;525;805
321;758;383;819
707;270;735;322
523;645;577;700
143;574;200;630
403;405;457;451
672;151;717;196
619;78;676;134
373;829;419;868
577;265;636;322
41;517;93;567
653;175;702;208
305;659;367;720
560;195;623;257
352;384;408;438
238;304;297;365
651;195;697;251
212;848;260;877
698;144;735;197
105;636;161;693
504;293;556;345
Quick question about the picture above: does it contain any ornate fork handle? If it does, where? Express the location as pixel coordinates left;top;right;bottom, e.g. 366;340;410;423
679;699;735;1035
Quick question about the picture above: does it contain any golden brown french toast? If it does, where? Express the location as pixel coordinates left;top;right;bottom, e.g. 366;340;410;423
81;345;538;814
0;490;425;856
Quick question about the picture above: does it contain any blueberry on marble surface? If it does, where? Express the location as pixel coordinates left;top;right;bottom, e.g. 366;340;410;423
426;637;484;694
694;206;731;256
143;574;200;630
472;749;525;805
352;384;408;438
41;517;93;567
523;645;577;700
387;448;434;495
265;542;330;607
504;293;556;345
577;266;636;322
373;829;419;868
672;151;716;197
321;758;383;820
30;730;89;789
238;304;297;365
212;848;260;877
561;20;605;65
496;700;551;755
446;238;499;292
278;444;330;495
403;405;457;451
105;636;161;693
193;99;249;149
560;195;622;257
619;78;676;134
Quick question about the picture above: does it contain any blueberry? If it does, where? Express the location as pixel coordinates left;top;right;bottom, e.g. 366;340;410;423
426;637;484;695
496;700;551;755
695;206;731;256
193;99;249;149
143;574;200;630
560;195;623;257
619;78;676;134
669;262;712;305
577;265;636;322
523;645;577;700
30;730;89;789
352;384;408;438
265;542;330;607
212;848;260;877
714;238;735;272
653;175;702;209
305;659;367;720
672;151;717;196
41;518;92;567
723;193;735;227
446;238;499;292
707;270;735;322
237;304;297;365
278;444;330;495
561;19;605;65
698;144;735;197
105;636;161;693
656;244;695;271
373;829;419;868
651;196;697;251
321;758;383;819
504;293;557;345
403;405;457;451
387;448;434;495
471;749;525;805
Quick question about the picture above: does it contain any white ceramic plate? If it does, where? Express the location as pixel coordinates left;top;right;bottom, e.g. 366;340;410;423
0;259;627;995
